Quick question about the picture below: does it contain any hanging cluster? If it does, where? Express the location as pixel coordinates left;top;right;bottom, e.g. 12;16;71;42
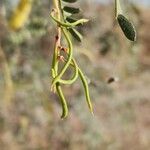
50;0;137;119
50;0;93;119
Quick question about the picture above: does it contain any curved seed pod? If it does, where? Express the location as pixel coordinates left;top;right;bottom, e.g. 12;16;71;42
78;68;93;114
117;14;136;41
62;0;78;3
64;58;94;114
56;83;68;119
58;59;79;85
63;6;80;14
69;28;83;42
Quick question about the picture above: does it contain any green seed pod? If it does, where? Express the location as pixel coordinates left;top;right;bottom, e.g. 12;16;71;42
68;28;83;42
117;14;136;41
62;0;77;3
63;6;80;14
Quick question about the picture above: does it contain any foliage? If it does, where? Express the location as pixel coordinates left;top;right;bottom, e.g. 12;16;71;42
50;0;94;118
50;0;136;118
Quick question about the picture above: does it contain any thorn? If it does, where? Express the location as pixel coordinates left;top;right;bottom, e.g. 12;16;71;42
55;35;59;41
58;46;61;50
51;8;57;14
57;55;65;62
61;47;68;52
58;46;68;52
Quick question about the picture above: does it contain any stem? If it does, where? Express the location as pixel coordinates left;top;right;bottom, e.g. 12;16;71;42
52;0;68;118
115;0;122;18
51;27;73;87
52;0;61;75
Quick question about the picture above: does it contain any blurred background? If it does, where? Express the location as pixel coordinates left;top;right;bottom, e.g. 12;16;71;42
0;0;150;149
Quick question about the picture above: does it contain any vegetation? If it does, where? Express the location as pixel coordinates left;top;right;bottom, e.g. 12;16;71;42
50;0;136;118
50;0;94;118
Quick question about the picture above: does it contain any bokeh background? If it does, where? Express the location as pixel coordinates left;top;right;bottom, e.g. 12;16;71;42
0;0;150;149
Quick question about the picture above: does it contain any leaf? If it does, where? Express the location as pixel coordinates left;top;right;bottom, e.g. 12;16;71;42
117;14;136;41
63;6;80;14
68;28;83;42
66;17;82;26
62;0;78;3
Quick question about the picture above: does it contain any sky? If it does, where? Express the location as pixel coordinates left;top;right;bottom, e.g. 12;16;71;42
96;0;150;5
8;0;150;7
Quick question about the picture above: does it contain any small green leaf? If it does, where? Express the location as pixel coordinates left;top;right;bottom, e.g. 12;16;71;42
66;17;78;23
62;0;78;3
117;14;136;41
69;28;83;42
66;17;82;26
63;6;80;14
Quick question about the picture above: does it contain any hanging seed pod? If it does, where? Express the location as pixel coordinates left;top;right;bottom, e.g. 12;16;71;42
68;28;83;42
63;6;80;14
62;0;77;3
117;14;136;41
